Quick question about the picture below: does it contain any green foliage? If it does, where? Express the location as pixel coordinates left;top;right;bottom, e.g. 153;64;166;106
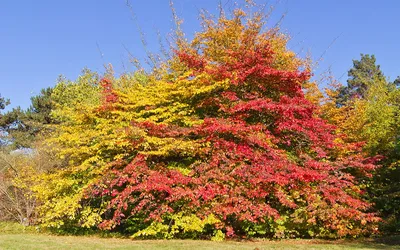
0;107;30;148
0;94;10;111
0;87;56;149
0;221;38;234
374;161;400;233
51;70;101;115
27;88;55;124
131;213;220;239
362;75;397;155
210;230;225;241
323;54;400;234
337;54;385;106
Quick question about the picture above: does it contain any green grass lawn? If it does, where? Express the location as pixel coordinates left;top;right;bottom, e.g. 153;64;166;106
0;234;399;250
0;223;398;250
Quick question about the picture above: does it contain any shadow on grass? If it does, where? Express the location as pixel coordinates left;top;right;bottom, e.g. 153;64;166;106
325;235;400;249
242;236;400;250
370;235;400;246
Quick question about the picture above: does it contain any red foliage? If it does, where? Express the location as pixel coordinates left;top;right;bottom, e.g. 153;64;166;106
99;78;118;110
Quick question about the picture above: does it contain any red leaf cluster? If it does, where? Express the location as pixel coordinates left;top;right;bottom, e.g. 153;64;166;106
99;78;118;110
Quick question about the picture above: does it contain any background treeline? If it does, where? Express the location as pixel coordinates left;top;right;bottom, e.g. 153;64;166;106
0;5;398;240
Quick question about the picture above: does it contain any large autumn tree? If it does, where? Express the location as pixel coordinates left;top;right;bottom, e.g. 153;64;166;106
31;6;380;239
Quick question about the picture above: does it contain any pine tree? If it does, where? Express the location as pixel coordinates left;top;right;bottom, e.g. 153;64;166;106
336;54;385;106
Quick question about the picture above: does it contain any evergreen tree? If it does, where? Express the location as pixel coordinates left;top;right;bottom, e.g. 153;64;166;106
336;54;385;106
0;95;9;111
0;88;56;149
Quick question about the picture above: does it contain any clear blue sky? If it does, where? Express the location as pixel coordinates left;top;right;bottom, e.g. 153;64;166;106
1;0;399;110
